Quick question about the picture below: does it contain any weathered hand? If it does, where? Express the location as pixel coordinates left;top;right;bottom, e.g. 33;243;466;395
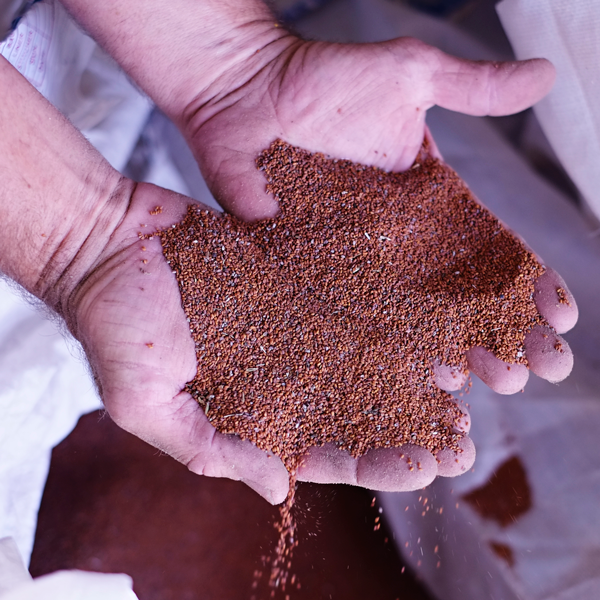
183;36;555;219
182;35;577;393
32;0;578;499
63;183;295;503
58;36;578;502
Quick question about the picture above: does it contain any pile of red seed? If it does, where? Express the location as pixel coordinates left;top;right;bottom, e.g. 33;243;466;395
159;140;545;473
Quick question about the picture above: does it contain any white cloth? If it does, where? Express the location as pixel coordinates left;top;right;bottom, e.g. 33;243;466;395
497;0;600;224
0;537;139;600
0;571;138;600
0;538;31;595
0;0;152;171
0;281;102;562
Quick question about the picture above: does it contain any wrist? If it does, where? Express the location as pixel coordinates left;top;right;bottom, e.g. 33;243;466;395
39;176;135;321
0;56;133;320
59;0;298;128
175;23;299;132
1;164;133;319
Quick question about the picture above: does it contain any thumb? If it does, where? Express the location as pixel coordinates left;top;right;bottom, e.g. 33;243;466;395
203;147;279;222
428;52;556;116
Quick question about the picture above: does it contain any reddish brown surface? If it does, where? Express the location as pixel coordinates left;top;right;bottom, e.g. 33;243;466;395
30;410;434;600
462;455;532;527
489;542;515;567
162;141;543;471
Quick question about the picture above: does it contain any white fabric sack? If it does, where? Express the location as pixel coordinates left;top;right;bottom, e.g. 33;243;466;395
497;0;600;223
0;0;152;171
0;281;102;562
0;538;139;600
0;0;152;564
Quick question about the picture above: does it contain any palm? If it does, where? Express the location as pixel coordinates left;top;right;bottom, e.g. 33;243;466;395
70;185;196;448
273;42;429;169
68;184;290;503
188;37;553;221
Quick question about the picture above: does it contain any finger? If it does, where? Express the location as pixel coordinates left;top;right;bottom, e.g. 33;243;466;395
191;430;291;505
435;399;474;477
201;147;280;222
297;443;437;492
451;398;471;434
534;268;578;334
435;435;476;477
524;325;573;383
192;108;282;222
110;390;290;505
466;346;529;394
428;50;555;116
356;445;437;491
433;360;468;392
296;443;364;485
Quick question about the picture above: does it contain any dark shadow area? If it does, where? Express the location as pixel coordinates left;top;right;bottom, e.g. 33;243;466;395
30;410;434;600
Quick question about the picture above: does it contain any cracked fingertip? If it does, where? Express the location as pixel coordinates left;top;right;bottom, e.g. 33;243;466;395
467;346;529;395
244;478;289;505
453;404;471;434
534;269;578;334
356;446;437;492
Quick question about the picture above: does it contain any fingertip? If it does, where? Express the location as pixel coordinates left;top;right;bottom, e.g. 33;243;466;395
525;326;574;383
524;57;556;92
433;54;556;117
356;445;437;492
488;58;556;116
513;58;555;97
435;435;476;477
296;443;358;485
534;269;578;334
243;476;290;506
466;346;529;395
433;360;468;391
452;400;471;434
187;432;290;504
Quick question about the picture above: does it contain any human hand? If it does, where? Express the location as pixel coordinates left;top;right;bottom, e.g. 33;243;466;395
0;46;477;505
175;34;577;481
63;180;478;503
181;36;556;220
31;0;577;497
182;41;577;365
63;183;295;504
90;162;576;503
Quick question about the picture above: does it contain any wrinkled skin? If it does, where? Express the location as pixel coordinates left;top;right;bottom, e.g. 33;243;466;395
70;37;577;504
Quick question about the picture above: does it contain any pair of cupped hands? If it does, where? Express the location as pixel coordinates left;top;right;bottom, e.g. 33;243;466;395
69;36;577;505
